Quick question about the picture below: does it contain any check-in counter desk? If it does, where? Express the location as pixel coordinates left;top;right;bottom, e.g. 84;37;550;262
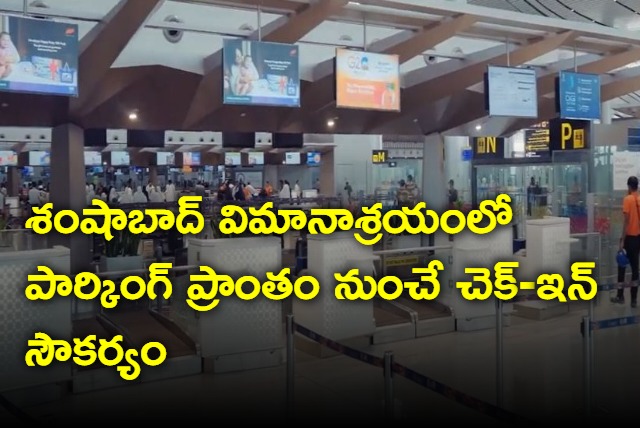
439;226;514;331
182;237;283;373
0;246;71;393
293;232;378;343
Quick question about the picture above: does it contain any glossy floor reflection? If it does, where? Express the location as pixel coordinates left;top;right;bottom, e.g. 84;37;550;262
8;295;638;424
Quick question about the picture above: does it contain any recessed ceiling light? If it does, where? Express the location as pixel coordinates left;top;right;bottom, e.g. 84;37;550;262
475;124;482;131
327;119;335;127
239;23;254;32
240;112;246;117
128;112;138;120
339;35;353;42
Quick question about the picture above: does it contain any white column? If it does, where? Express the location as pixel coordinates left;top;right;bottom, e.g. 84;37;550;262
422;133;447;211
601;100;614;125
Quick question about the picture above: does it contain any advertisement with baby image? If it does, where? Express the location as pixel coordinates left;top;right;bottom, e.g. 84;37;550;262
223;39;300;107
0;14;78;96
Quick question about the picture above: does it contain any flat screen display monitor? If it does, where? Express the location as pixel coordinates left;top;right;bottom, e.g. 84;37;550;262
126;130;164;148
557;71;601;120
335;49;400;111
222;132;255;148
222;39;300;107
183;152;200;166
485;65;538;118
156;151;175;166
306;151;321;166
247;152;264;165
111;151;130;166
272;133;303;148
284;152;300;165
0;15;78;96
29;151;50;166
225;152;241;166
84;151;102;166
0;150;17;166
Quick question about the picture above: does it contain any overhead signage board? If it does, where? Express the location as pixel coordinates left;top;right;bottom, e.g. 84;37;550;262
485;65;538;118
372;150;388;164
557;71;601;120
335;49;400;111
549;119;590;151
222;39;300;107
471;136;505;160
524;128;550;158
0;15;79;96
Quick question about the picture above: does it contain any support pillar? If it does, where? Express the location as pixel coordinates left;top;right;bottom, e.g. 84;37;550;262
319;149;335;196
601;100;613;125
422;133;447;247
148;165;158;185
7;166;20;196
50;124;91;274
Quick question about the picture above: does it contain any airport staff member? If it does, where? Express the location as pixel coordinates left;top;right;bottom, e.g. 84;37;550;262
613;175;640;307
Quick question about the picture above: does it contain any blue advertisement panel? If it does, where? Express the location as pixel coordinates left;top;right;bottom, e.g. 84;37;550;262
558;71;601;120
0;15;78;96
223;39;299;107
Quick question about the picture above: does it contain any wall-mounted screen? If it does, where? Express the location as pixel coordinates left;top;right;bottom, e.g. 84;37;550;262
273;133;303;148
222;132;255;148
183;152;200;166
485;65;537;118
222;39;300;107
247;152;264;165
335;49;400;111
557;71;601;120
127;130;164;148
0;15;78;96
84;151;102;166
111;151;130;166
225;152;241;166
306;151;321;166
0;150;17;166
29;151;49;166
156;152;175;166
285;152;300;165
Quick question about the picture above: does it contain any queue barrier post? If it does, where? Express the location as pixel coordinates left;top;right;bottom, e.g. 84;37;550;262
582;315;592;417
495;298;504;408
286;314;295;420
383;351;394;421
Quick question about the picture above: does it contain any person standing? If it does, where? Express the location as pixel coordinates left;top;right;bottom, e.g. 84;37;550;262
447;179;458;208
344;181;353;201
613;176;640;307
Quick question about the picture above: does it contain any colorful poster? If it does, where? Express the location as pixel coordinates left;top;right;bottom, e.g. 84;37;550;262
223;39;299;107
335;49;400;111
0;15;78;96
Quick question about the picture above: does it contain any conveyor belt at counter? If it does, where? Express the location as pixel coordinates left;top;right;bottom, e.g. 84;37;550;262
72;317;116;371
373;305;411;327
395;297;452;320
102;309;195;358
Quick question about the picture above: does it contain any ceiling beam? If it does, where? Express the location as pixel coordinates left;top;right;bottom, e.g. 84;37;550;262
365;30;575;133
277;14;477;130
183;0;349;129
71;0;163;114
72;67;157;120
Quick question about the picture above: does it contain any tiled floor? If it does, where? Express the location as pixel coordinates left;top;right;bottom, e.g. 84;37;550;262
4;295;638;424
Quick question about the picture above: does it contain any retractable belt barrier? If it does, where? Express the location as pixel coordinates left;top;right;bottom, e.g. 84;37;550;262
294;323;528;424
585;315;640;331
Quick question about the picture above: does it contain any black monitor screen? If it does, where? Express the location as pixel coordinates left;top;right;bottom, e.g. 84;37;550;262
273;133;303;148
222;132;255;148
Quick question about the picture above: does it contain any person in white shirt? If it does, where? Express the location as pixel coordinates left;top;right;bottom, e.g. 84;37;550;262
148;186;164;203
119;187;133;204
293;180;301;198
279;180;291;199
28;184;40;206
245;182;257;199
133;186;148;203
165;180;176;202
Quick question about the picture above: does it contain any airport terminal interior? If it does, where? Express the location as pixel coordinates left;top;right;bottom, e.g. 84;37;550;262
3;0;640;423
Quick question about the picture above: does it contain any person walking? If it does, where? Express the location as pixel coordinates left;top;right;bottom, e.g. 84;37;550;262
613;175;640;307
